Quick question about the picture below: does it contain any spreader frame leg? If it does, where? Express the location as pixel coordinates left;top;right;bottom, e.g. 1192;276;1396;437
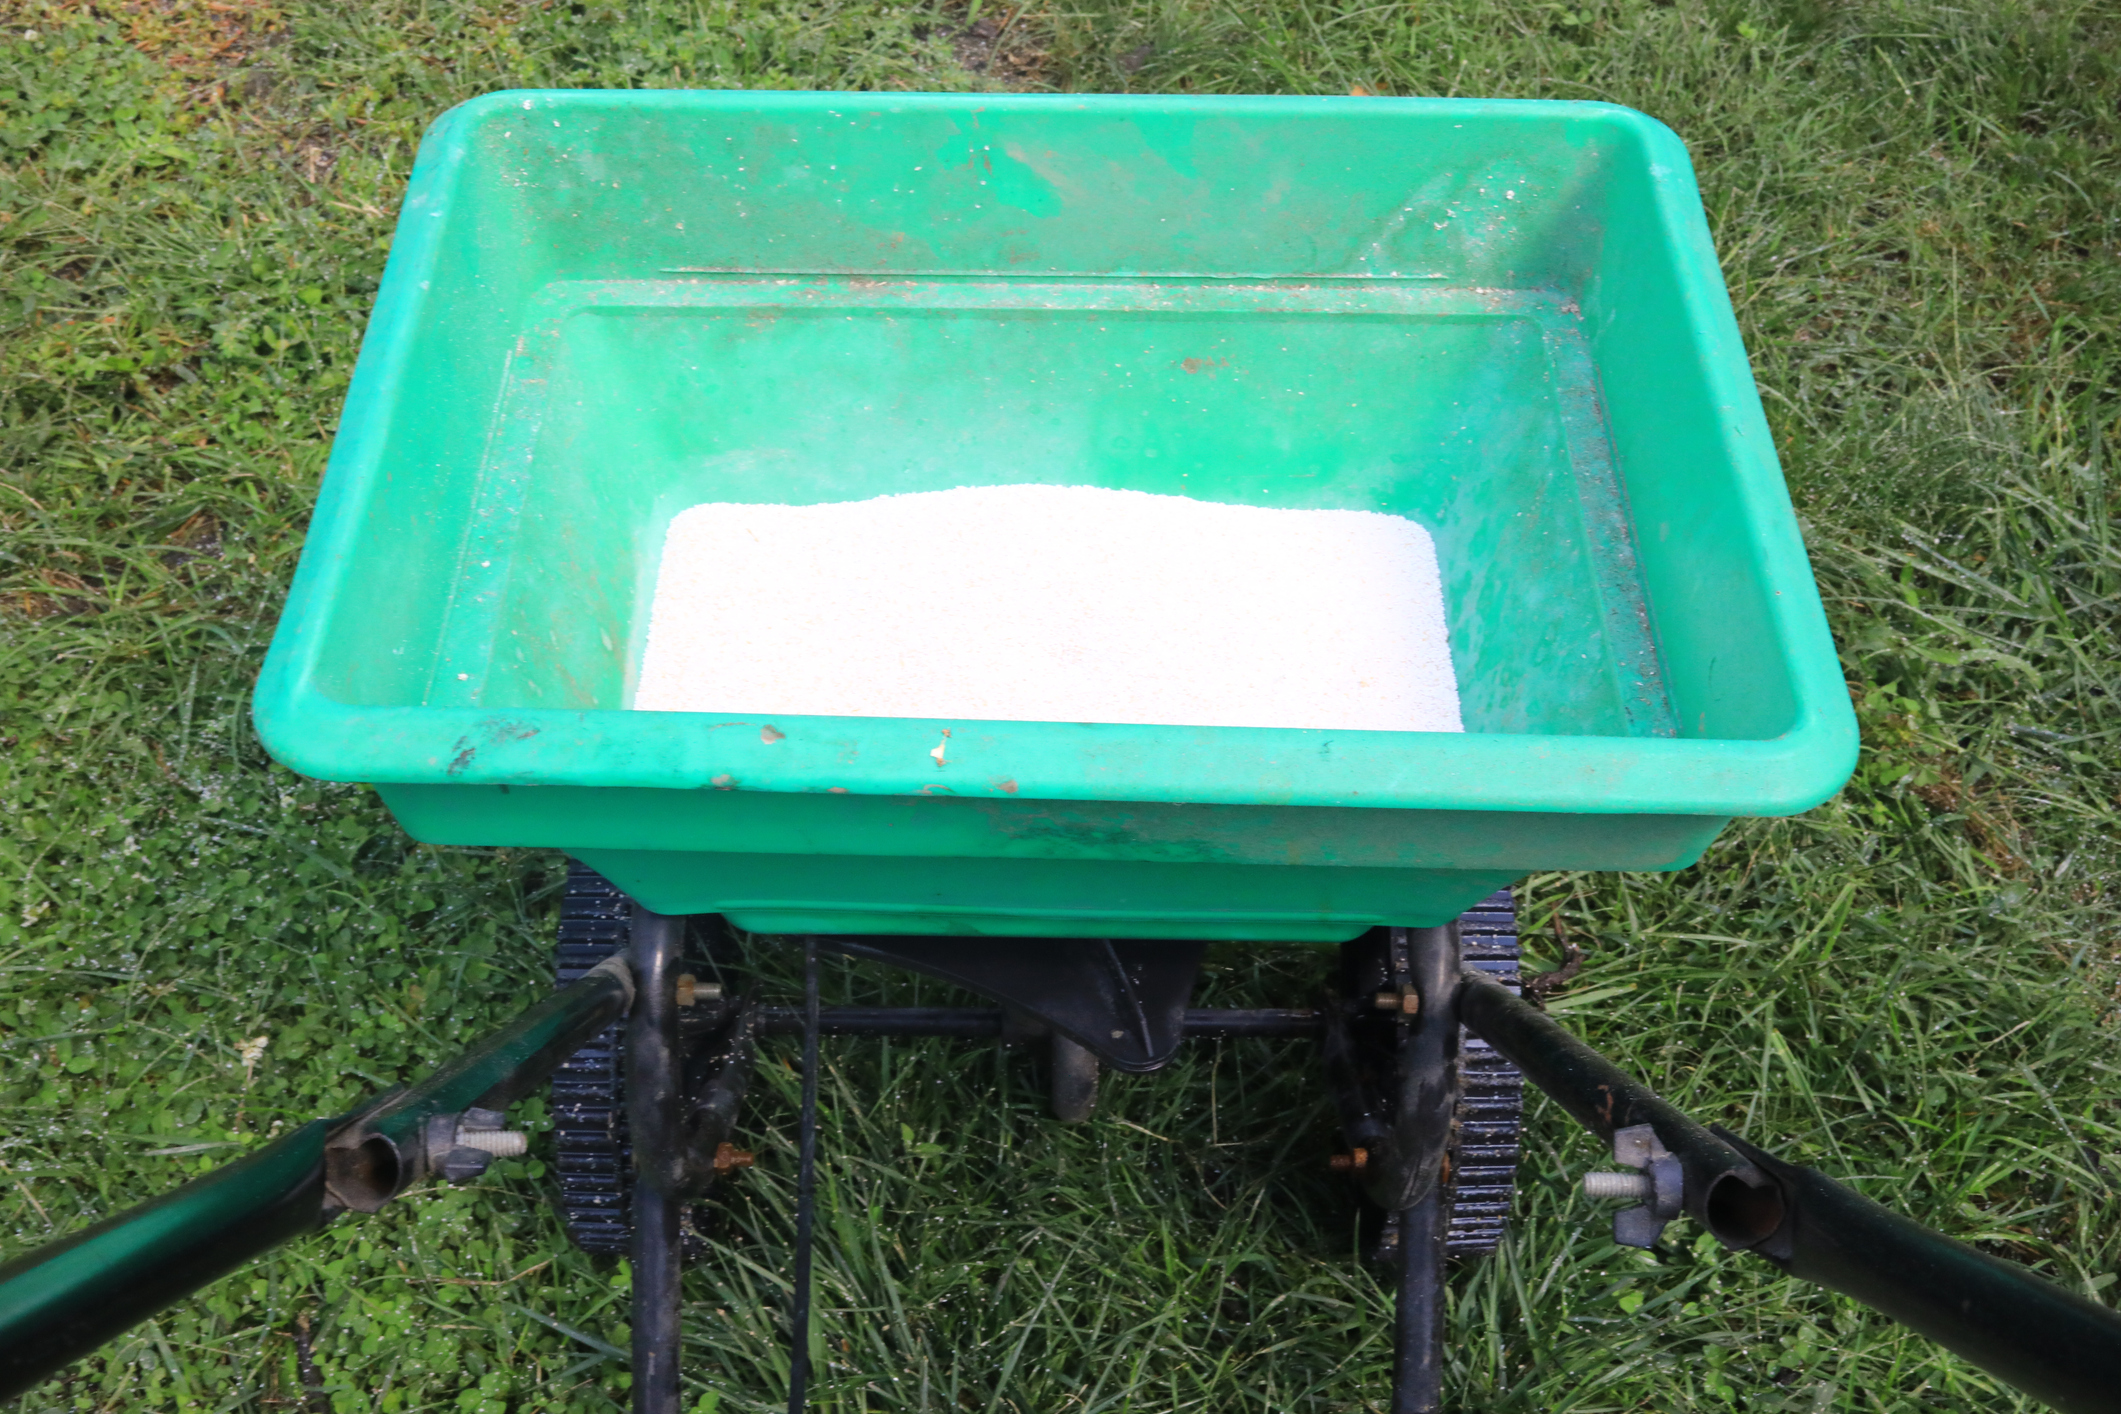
628;910;686;1414
1393;1190;1448;1412
1388;923;1462;1412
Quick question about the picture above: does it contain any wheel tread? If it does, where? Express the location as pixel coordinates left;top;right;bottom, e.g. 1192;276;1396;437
552;863;632;1256
1449;889;1524;1257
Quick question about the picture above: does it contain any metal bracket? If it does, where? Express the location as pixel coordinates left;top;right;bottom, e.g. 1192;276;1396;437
675;998;758;1200
819;935;1204;1072
1322;926;1463;1216
425;1107;529;1185
322;952;633;1215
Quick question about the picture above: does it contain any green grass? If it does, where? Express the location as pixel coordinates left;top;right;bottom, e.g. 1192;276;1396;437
2;0;2117;1408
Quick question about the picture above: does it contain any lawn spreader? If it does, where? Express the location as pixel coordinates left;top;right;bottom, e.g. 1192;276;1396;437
3;92;2117;1413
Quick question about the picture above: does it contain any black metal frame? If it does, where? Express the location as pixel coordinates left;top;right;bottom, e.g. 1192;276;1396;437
8;888;2118;1413
627;911;686;1414
617;916;2121;1414
749;1004;1321;1038
613;914;1515;1414
817;935;1207;1072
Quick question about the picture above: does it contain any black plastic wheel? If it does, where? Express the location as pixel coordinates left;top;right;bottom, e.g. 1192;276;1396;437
551;863;633;1256
1446;890;1525;1257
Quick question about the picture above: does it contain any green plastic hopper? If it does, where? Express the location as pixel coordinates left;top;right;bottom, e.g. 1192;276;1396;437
253;90;1856;941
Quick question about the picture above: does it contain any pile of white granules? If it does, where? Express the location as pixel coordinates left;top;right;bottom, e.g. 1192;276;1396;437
631;484;1463;733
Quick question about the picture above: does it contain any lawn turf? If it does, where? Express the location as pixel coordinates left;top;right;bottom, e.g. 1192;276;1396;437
1;0;2118;1409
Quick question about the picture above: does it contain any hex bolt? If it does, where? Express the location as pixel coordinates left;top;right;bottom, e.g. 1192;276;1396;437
1372;989;1420;1015
712;1141;755;1176
1582;1171;1655;1200
1329;1147;1370;1173
455;1129;529;1158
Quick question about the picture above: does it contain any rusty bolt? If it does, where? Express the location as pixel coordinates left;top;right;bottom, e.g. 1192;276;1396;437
712;1141;755;1176
1328;1147;1369;1174
1372;989;1419;1015
675;975;724;1007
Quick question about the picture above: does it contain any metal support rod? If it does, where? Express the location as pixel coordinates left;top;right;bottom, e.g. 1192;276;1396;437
1182;1007;1322;1038
627;911;685;1414
752;1006;1322;1039
1393;1191;1448;1414
758;1005;1002;1037
1048;1033;1100;1123
1389;925;1460;1413
787;938;822;1414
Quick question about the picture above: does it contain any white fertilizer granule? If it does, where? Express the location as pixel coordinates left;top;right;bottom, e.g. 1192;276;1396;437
631;484;1463;733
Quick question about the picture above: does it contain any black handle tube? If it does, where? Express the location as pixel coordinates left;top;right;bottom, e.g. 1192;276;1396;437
0;1121;331;1400
326;955;636;1211
1393;1188;1449;1412
1456;971;1786;1248
0;956;638;1398
1719;1131;2121;1414
1460;972;2121;1414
